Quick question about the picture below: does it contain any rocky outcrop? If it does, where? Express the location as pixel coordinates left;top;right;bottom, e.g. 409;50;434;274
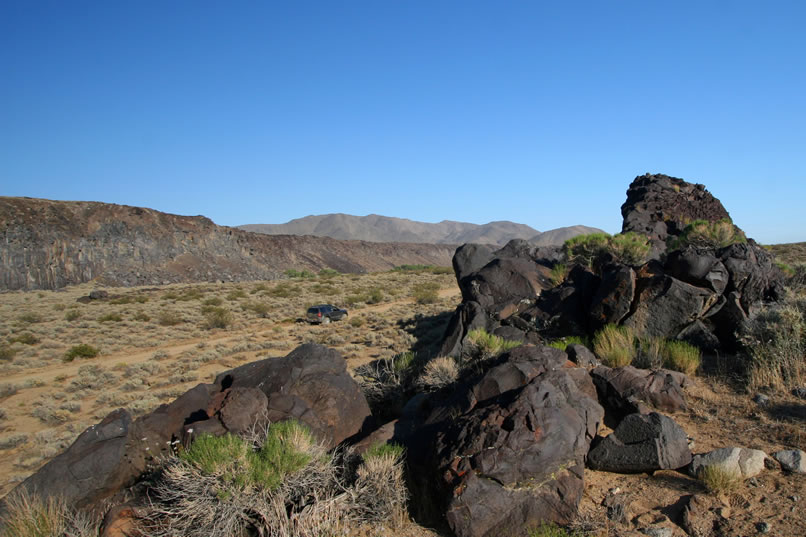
0;197;455;290
439;174;784;356
6;344;369;511
400;347;604;537
621;173;731;256
591;366;688;425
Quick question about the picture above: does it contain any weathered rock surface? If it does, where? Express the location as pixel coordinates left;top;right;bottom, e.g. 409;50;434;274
587;412;692;473
689;447;769;479
0;197;455;290
620;173;731;255
402;351;604;537
591;366;688;424
439;173;785;357
773;450;806;473
7;344;369;511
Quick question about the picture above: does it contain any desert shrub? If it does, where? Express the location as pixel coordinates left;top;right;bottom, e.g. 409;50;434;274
133;312;150;322
9;332;40;345
17;312;43;324
564;232;650;268
466;328;521;360
635;337;665;369
353;443;408;526
97;312;123;323
244;301;271;318
349;316;365;328
417;356;459;390
412;282;440;304
203;297;223;307
64;309;81;321
0;433;28;450
1;488;103;537
310;283;338;296
550;263;567;286
546;335;589;351
355;352;421;414
528;521;584;537
608;232;651;266
670;218;746;250
267;283;299;298
63;344;100;362
318;268;340;278
698;465;741;494
563;233;611;268
592;324;636;367
366;288;384;304
176;289;204;301
157;311;183;326
0;344;17;362
203;307;233;329
284;269;316;279
225;289;247;300
662;340;700;375
742;302;806;390
143;420;342;537
0;383;19;398
345;294;366;307
788;263;806;291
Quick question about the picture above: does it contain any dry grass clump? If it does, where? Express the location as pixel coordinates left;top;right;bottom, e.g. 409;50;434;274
63;343;100;362
742;300;806;391
417;356;459;391
466;328;521;360
662;340;701;375
142;420;407;537
698;465;742;494
593;324;636;367
1;488;99;537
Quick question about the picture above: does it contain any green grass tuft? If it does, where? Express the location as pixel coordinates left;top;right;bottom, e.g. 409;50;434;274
593;324;636;367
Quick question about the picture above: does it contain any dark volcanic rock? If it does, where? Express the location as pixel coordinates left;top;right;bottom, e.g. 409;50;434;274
587;412;692;473
453;243;495;287
566;343;600;368
666;247;729;295
719;241;784;313
439;300;490;357
623;262;719;340
621;173;731;256
403;359;603;537
9;344;368;512
589;264;636;332
214;343;370;448
591;366;687;425
432;370;604;537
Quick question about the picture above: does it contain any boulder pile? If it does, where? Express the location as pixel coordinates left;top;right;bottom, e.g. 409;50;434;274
440;173;784;355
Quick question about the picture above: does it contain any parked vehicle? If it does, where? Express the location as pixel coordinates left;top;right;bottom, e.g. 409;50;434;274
306;304;348;324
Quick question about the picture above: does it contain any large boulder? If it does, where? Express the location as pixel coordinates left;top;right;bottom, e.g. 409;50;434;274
404;361;603;537
588;264;636;332
719;241;784;313
665;247;729;295
621;173;731;256
8;344;369;512
623;262;719;340
591;366;688;425
213;343;370;448
587;412;692;473
689;447;769;479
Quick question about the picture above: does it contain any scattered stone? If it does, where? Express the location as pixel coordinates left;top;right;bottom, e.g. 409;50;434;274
756;521;770;533
689;447;769;479
752;393;770;406
89;289;109;300
602;489;631;524
639;527;673;537
566;343;600;368
773;450;806;473
792;387;806;399
587;412;692;473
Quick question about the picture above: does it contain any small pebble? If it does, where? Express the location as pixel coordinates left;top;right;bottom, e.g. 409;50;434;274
792;387;806;399
756;521;770;533
791;495;800;502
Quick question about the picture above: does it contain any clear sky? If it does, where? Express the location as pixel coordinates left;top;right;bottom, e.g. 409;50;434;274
1;1;804;243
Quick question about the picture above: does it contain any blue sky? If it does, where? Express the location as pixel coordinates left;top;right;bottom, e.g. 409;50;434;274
1;1;804;243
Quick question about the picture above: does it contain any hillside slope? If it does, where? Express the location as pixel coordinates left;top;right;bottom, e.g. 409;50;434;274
240;214;540;245
0;198;455;290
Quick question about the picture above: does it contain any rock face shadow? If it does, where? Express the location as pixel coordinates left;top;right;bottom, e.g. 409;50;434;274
397;310;455;358
766;402;806;422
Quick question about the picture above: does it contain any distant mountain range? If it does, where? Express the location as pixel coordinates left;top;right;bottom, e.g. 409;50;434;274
239;214;605;247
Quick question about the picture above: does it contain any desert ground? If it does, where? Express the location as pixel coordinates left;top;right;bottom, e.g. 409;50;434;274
1;266;805;536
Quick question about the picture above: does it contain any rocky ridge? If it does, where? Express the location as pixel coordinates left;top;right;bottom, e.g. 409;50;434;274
0;197;455;291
